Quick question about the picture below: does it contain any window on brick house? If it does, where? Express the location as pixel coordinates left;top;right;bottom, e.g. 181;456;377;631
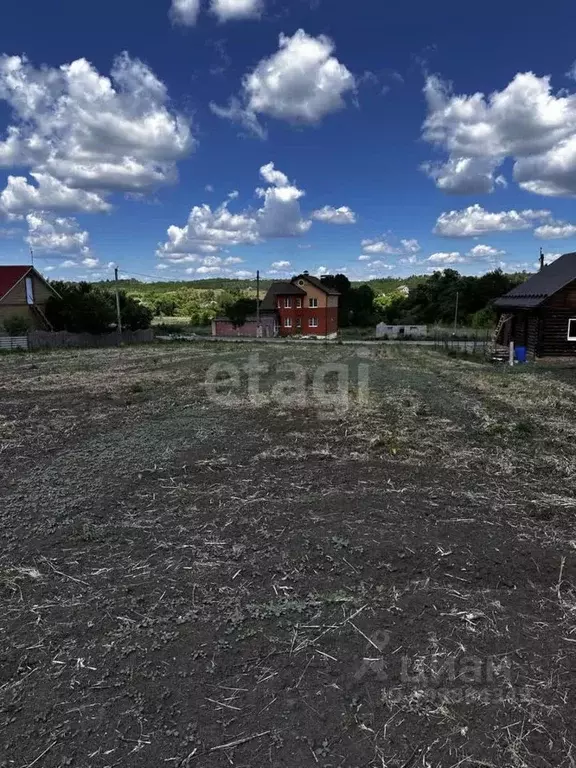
568;319;576;340
284;317;292;328
309;317;318;328
309;298;318;308
296;298;302;308
296;318;302;329
285;297;292;308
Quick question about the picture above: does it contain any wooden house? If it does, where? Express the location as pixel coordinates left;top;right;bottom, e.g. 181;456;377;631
0;265;58;331
494;252;576;359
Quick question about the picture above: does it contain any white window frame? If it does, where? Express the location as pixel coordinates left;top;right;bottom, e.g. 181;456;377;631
25;276;34;305
309;297;318;308
296;298;302;308
309;317;318;328
296;317;302;329
284;297;292;308
568;319;576;340
284;317;292;328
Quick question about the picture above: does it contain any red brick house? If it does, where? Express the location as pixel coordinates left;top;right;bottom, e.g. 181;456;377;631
261;274;339;337
0;265;57;331
212;273;340;338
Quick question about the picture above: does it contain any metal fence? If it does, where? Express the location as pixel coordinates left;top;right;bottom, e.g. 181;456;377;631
0;336;28;351
431;330;492;356
28;329;154;350
0;329;154;352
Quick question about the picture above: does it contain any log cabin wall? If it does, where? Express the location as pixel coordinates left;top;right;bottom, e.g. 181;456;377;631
539;279;576;356
527;315;539;359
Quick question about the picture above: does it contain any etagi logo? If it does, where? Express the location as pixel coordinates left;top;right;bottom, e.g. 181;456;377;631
204;352;370;417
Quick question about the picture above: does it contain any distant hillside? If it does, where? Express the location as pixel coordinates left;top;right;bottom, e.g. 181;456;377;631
70;268;532;329
91;274;429;296
94;277;271;292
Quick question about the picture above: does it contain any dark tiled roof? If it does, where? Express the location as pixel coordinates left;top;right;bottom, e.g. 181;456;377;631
494;252;576;309
0;265;31;303
260;281;306;310
296;274;340;295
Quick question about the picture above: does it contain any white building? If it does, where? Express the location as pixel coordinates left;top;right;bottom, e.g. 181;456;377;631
376;323;427;338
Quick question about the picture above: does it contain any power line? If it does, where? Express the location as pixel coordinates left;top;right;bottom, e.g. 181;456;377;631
118;269;178;283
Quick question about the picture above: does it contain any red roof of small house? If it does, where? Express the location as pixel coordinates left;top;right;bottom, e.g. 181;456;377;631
0;265;32;303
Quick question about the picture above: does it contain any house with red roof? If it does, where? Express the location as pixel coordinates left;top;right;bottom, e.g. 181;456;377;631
0;266;59;332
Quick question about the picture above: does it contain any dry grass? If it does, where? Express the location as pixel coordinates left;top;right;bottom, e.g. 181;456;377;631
1;343;576;767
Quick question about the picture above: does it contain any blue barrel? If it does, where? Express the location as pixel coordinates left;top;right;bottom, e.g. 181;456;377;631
515;346;527;363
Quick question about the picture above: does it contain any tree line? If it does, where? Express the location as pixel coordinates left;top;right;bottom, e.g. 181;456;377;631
222;269;525;330
0;269;527;337
369;269;527;328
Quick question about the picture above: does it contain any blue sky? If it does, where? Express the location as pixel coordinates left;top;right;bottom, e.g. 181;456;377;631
1;0;576;283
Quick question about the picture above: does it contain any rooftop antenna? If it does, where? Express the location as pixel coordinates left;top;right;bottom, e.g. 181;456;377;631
539;247;545;271
30;247;34;267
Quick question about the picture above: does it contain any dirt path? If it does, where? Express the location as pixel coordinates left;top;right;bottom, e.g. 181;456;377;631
1;344;575;767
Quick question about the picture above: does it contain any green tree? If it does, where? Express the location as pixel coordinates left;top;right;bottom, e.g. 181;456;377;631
46;282;116;334
154;297;178;316
45;282;152;334
119;293;153;331
223;297;257;327
469;307;497;328
350;284;376;326
2;315;31;336
321;274;353;326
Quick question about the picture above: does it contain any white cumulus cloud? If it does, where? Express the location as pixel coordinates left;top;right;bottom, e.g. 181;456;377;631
0;52;193;213
158;162;310;261
422;71;576;197
25;213;93;259
1;173;110;216
534;220;576;239
434;204;550;237
256;164;311;238
360;237;421;257
170;0;202;25
467;244;505;259
427;252;466;264
211;30;355;137
271;260;291;269
311;205;356;225
210;0;263;21
158;204;259;259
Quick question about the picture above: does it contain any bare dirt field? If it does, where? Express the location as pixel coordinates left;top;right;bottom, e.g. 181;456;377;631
1;343;576;768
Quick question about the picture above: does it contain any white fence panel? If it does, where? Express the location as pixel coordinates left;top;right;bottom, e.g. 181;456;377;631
0;336;29;351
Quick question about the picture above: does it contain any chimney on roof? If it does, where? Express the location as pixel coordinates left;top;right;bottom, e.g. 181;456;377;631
539;248;545;272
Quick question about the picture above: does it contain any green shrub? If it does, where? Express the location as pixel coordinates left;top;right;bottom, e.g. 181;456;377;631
154;322;187;335
2;315;31;336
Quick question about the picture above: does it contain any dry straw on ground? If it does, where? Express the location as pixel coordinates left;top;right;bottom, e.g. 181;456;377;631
1;343;576;767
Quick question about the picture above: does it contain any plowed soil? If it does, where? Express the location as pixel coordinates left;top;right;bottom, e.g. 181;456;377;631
1;343;576;768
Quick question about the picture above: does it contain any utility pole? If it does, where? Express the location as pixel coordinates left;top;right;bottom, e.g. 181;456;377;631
256;269;262;338
539;247;545;271
114;266;123;343
30;247;34;267
453;291;459;334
